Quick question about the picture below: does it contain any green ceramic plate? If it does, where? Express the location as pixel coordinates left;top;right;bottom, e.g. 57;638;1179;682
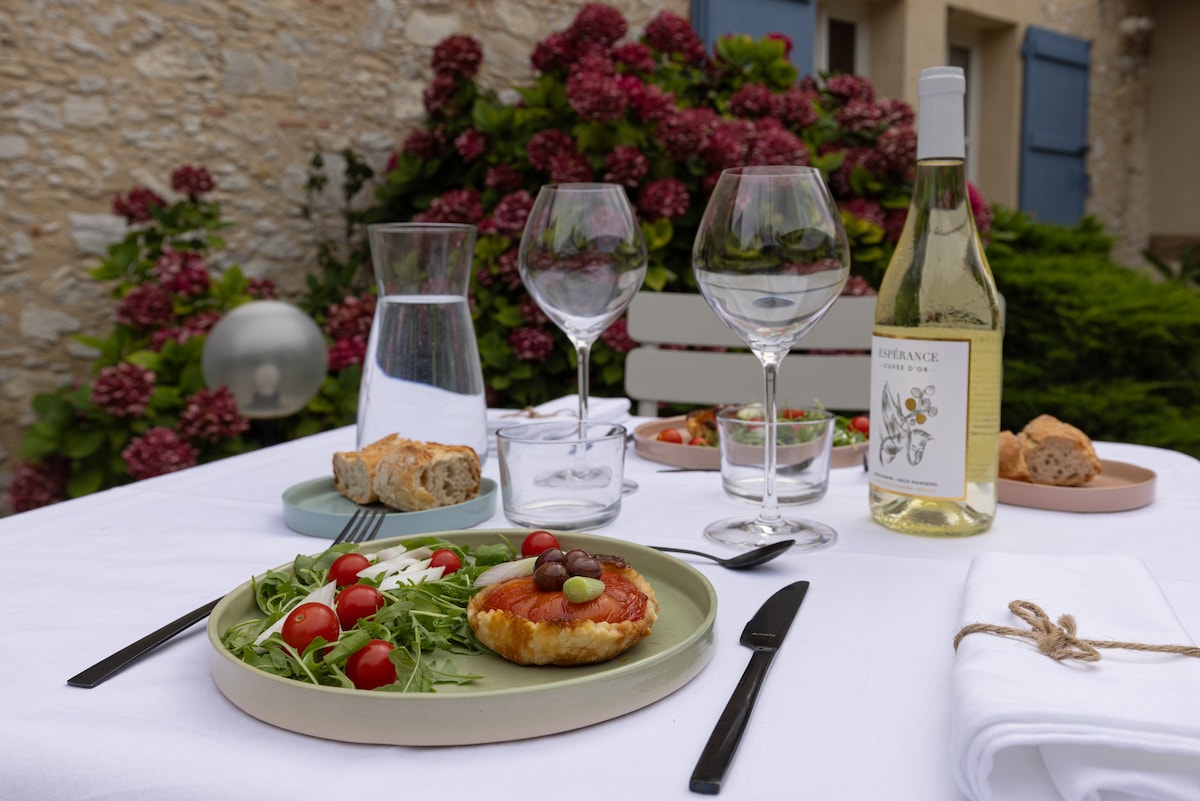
281;477;497;538
208;529;717;745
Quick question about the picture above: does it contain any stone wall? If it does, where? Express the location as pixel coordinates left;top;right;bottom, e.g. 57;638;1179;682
0;0;686;512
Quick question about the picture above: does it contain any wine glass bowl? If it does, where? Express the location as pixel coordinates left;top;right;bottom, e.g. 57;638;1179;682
519;183;648;426
692;165;850;551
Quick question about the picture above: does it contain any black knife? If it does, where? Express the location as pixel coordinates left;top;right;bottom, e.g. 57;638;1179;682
689;580;810;795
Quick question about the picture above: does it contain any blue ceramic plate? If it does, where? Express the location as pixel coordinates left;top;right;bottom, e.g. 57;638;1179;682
281;476;497;538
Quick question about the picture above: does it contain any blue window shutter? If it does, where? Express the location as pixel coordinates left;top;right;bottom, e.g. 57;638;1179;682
1020;27;1091;224
691;0;814;76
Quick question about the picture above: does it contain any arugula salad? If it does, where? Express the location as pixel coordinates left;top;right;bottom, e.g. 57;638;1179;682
220;536;516;693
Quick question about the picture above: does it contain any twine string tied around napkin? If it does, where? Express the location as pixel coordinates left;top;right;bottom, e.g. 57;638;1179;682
954;600;1200;662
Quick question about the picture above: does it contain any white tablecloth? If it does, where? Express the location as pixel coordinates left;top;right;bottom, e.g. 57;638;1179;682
2;420;1198;801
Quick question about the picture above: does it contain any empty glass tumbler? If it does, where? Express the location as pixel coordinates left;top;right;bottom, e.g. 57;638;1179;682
357;223;488;462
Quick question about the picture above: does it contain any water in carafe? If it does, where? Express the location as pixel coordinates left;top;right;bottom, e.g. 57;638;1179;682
358;224;487;462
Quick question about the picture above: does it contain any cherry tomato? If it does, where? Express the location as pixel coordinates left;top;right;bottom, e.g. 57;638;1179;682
521;530;561;558
345;639;397;690
782;409;807;420
850;415;870;436
688;436;707;446
329;553;371;587
656;429;683;444
281;602;340;653
429;548;462;575
335;584;385;629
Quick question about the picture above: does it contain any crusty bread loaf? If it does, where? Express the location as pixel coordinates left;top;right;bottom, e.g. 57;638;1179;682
1018;414;1101;487
997;430;1031;482
373;439;481;512
332;434;403;504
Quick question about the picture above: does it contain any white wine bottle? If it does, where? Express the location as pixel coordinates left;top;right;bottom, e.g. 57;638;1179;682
867;66;1003;536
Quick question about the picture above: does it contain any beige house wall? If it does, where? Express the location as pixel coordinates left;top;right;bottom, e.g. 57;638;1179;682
0;0;1192;510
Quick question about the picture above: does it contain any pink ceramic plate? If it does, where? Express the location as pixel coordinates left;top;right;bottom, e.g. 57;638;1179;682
633;416;868;470
997;459;1156;513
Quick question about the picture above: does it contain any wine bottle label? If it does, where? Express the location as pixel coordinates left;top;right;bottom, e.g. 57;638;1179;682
868;334;971;500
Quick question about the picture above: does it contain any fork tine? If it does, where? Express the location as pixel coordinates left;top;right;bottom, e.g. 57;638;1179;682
332;509;366;545
353;509;388;544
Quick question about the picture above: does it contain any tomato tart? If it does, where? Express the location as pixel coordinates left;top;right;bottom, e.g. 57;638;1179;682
467;553;658;666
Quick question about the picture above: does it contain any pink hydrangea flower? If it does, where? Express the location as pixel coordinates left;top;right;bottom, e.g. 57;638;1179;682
170;165;215;199
874;124;917;174
519;296;549;326
179;386;249;442
6;458;69;512
548;152;593;183
496;249;523;291
643;11;706;64
454;129;487;162
401;127;447;160
431;34;483;78
703;118;755;171
600;317;636;353
773;88;819;130
153;247;211;297
111;187;166;223
729;83;775;118
884;208;908;243
122;427;199;480
149;310;222;351
90;362;156;417
825;74;875;105
531;31;574;73
485;164;523;193
414;188;484;223
116;284;174;330
566;70;628;122
568;3;628;47
835;99;884;134
629;81;676;123
603;145;649;188
490;190;535;237
527;130;576;172
748;120;809;166
509;327;556;361
841;275;877;296
323;294;376;340
613;42;655;73
248;277;277;299
637;177;690;221
656;108;717;161
422;73;459;117
878;97;915;127
328;337;368;370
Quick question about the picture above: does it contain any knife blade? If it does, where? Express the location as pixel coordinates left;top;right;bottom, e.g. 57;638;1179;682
689;580;810;795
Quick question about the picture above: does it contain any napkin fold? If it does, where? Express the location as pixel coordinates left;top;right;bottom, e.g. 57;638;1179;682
951;553;1200;801
487;395;631;434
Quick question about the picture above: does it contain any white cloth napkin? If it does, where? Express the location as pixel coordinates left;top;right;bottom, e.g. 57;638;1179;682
487;395;631;434
951;553;1200;801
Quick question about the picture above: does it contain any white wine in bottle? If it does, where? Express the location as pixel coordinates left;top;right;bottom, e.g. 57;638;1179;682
867;66;1003;536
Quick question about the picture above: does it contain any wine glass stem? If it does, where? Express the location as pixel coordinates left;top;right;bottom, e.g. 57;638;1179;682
758;355;784;525
575;340;592;430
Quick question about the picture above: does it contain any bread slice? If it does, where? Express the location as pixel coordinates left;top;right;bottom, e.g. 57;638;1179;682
373;439;481;512
1018;414;1101;487
332;434;403;504
997;430;1031;482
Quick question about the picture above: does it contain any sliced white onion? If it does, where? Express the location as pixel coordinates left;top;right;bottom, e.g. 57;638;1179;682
378;565;445;590
474;556;537;587
357;556;432;581
371;545;434;563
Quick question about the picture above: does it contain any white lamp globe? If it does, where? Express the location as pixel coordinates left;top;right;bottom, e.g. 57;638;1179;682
201;300;329;419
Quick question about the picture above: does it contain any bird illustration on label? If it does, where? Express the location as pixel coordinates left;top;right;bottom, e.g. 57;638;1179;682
879;382;938;466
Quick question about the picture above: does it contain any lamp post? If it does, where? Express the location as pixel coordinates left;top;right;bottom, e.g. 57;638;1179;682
201;301;328;439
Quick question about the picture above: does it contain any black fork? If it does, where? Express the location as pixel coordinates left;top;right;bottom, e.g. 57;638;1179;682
67;508;388;689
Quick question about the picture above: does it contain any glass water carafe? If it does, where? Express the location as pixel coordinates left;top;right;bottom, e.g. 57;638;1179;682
358;223;488;463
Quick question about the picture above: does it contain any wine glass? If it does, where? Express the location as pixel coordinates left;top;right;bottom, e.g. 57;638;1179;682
519;182;647;426
693;165;850;551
